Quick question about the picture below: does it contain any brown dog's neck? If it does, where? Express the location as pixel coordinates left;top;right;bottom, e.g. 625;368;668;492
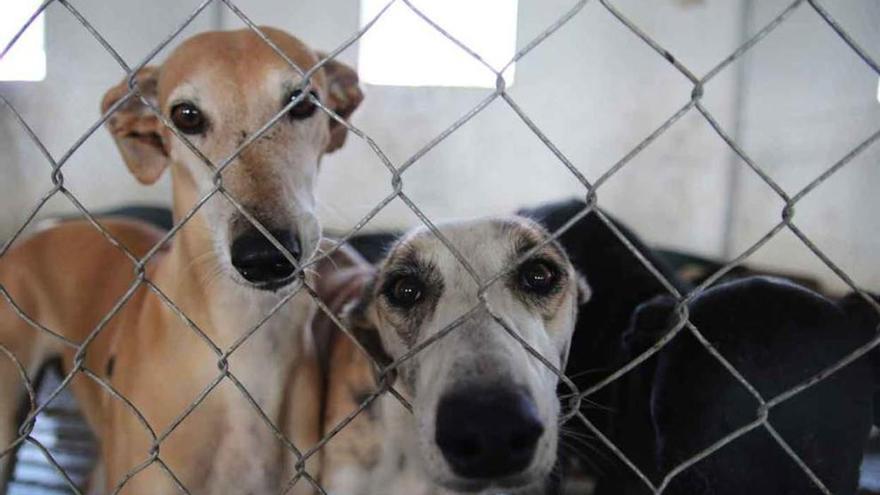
149;178;296;349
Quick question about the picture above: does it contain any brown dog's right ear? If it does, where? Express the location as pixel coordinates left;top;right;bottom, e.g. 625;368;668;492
101;67;168;184
316;52;364;153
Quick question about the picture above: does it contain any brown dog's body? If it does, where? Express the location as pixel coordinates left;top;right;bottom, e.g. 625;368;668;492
0;27;362;494
1;219;321;493
309;257;385;494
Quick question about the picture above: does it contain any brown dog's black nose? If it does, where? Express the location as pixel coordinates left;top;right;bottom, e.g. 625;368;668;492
230;229;301;289
435;386;544;479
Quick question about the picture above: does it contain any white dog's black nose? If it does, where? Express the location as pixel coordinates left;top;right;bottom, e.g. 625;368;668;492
435;386;544;479
230;229;301;289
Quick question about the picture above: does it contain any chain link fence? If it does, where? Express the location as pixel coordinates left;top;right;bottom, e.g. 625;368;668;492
1;0;879;494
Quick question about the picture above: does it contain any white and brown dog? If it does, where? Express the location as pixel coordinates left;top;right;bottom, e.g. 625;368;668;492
0;27;362;494
320;218;588;494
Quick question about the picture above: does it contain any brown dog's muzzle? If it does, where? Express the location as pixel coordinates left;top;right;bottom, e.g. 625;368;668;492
229;228;302;290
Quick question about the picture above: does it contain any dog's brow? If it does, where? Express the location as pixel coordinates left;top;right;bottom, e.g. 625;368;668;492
384;246;438;282
281;78;308;97
509;224;565;262
385;243;418;271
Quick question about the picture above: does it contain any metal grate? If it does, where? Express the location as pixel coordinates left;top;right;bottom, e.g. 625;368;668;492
1;0;879;494
8;367;95;495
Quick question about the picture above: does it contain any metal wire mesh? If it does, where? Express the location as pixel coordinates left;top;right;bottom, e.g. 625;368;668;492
1;0;879;494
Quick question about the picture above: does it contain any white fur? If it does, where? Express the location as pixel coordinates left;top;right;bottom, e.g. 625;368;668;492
359;218;584;495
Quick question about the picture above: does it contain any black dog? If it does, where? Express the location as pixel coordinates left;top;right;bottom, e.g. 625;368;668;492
626;277;875;494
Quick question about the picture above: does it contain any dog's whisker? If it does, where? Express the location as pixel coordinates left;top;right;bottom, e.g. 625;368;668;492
570;396;616;413
559;428;602;444
561;432;613;468
203;264;229;292
313;245;339;270
180;249;221;275
559;439;605;477
314;198;347;224
556;394;615;415
562;432;609;461
566;366;610;380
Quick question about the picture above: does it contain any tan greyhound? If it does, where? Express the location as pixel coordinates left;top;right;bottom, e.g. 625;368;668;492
0;27;362;494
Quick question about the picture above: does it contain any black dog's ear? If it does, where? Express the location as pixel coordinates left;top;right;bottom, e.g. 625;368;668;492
344;285;393;373
623;295;678;357
839;291;880;333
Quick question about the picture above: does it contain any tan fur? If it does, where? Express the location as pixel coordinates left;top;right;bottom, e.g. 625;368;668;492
321;315;385;494
302;248;385;494
0;27;362;494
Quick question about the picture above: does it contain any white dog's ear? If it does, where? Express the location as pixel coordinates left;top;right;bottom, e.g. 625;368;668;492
101;67;168;185
316;52;364;153
576;273;592;305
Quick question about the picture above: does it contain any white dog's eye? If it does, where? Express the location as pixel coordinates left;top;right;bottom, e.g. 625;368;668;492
518;259;560;296
384;275;424;309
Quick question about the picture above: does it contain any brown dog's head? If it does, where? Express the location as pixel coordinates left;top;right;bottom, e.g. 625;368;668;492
102;27;363;292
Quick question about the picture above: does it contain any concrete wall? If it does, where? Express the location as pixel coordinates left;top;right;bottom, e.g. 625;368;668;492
1;0;877;292
727;0;880;293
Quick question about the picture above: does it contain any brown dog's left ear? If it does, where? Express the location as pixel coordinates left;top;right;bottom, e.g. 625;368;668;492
317;52;364;153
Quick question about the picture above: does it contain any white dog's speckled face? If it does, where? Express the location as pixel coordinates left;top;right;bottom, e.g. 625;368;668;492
350;217;588;493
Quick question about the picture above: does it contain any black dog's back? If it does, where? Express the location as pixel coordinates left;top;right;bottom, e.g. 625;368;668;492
629;277;874;494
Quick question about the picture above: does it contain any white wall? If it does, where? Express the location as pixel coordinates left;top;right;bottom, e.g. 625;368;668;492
0;0;217;236
728;0;880;293
1;0;877;293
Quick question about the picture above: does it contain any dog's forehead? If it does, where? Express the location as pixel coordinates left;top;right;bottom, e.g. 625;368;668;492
157;27;325;104
388;218;555;278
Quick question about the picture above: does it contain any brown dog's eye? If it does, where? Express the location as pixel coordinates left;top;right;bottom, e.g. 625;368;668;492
518;259;559;296
385;275;424;309
286;90;318;120
170;102;207;135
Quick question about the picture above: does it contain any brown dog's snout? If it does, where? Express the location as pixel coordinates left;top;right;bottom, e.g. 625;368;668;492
230;229;301;290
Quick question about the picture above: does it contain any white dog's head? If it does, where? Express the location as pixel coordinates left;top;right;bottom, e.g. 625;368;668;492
101;27;363;292
348;217;588;492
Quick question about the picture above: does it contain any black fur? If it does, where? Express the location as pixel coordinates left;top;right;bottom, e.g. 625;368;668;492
626;277;874;494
